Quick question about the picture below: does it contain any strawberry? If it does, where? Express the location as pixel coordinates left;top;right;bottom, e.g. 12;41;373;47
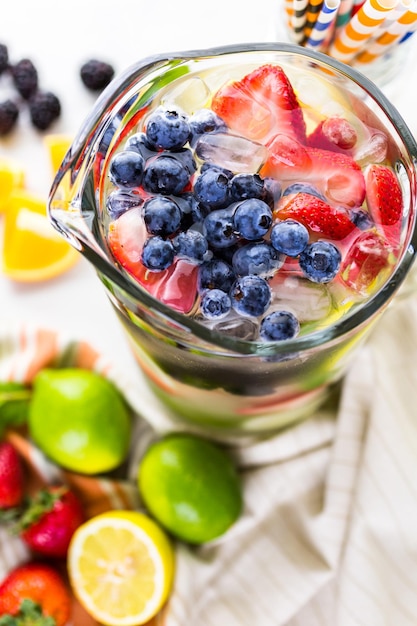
211;64;306;145
365;164;403;227
0;442;24;509
108;207;198;314
340;231;392;295
0;562;71;626
307;116;358;152
260;134;366;208
276;192;357;241
16;486;84;558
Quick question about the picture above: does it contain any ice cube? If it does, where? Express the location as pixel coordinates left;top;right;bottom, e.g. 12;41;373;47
161;77;211;115
353;131;388;166
269;274;332;322
204;312;259;341
195;133;268;174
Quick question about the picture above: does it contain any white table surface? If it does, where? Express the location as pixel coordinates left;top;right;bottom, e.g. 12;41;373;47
1;0;417;372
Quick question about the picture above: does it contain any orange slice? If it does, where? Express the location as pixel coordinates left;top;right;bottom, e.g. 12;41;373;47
2;190;79;282
43;134;73;175
0;159;25;213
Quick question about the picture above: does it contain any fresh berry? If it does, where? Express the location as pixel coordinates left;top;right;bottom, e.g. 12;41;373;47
282;182;326;201
11;58;38;99
232;242;283;277
299;241;341;283
365;164;403;226
0;43;8;74
141;236;175;271
145;107;190;150
230;275;271;317
0;562;71;626
109;150;145;187
270;219;309;257
106;188;144;219
170;147;197;175
80;58;115;91
350;209;374;230
172;229;209;263
260;310;300;341
193;165;231;208
277;192;356;240
126;131;157;160
0;99;19;136
189;108;228;145
261;135;366;208
143;154;190;195
143;196;182;236
201;289;232;319
340;231;391;294
198;258;236;293
211;63;306;144
17;486;84;557
0;442;24;509
203;206;239;249
307;116;357;152
230;173;270;203
233;198;272;240
29;91;61;130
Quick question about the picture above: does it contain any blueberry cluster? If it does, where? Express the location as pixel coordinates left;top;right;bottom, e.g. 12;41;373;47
0;43;61;135
107;106;342;342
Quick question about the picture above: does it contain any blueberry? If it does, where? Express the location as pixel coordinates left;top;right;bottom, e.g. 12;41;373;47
80;59;115;91
282;182;326;201
193;166;231;209
0;100;19;136
200;289;232;319
232;242;283;277
173;229;210;263
143;196;182;236
106;189;143;219
109;150;145;188
125;132;157;160
203;206;239;249
198;259;236;293
270;219;309;257
141;236;175;271
299;241;341;283
29;91;61;131
260;310;300;342
229;174;266;202
233;199;272;241
189;109;228;145
230;275;271;318
350;209;374;230
169;147;197;175
200;162;233;179
143;154;190;195
145;107;190;150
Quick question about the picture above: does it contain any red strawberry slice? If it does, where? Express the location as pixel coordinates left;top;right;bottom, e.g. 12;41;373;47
340;231;393;295
276;192;356;240
261;134;366;208
211;64;306;145
365;164;402;227
307;116;357;153
107;207;198;314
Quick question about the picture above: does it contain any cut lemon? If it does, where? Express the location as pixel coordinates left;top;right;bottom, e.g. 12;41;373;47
2;190;79;282
68;510;175;626
43;133;73;175
0;159;25;213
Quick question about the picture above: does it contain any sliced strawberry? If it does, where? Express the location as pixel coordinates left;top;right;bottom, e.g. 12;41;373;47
107;208;198;314
211;64;306;145
365;164;402;227
340;231;393;295
307;116;357;153
261;134;366;208
276;192;357;240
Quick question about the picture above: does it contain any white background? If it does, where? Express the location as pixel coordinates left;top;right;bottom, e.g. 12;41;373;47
1;0;416;371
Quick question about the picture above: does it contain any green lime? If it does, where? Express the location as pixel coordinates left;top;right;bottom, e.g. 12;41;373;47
138;433;242;544
28;368;131;474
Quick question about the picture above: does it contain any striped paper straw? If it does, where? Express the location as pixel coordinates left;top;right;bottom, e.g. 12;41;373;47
305;0;341;48
303;0;324;39
355;3;417;62
329;0;399;62
335;0;356;28
292;0;310;42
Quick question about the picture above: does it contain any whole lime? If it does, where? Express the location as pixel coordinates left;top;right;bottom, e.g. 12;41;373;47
138;433;243;544
28;368;131;474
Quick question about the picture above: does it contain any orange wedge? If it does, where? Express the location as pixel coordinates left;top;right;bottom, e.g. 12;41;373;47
0;159;25;213
43;134;73;175
2;190;79;282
